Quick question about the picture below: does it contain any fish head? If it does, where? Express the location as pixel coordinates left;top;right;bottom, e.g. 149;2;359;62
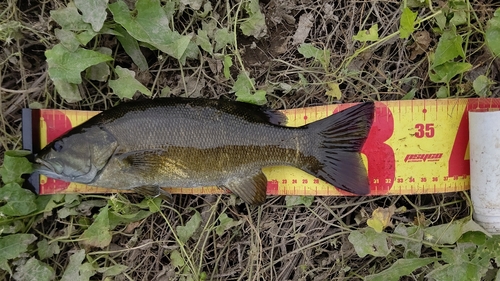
34;126;118;184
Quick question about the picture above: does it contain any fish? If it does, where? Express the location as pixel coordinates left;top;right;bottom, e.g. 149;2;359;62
34;98;375;205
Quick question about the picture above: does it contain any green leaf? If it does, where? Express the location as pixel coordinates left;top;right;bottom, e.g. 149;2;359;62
285;196;314;208
109;0;198;62
12;257;55;281
353;24;379;42
215;213;243;236
60;249;96;281
170;250;184;268
436;86;449;98
473;75;493;97
432;29;465;68
400;7;417;39
223;55;233;79
50;2;94;31
45;44;113;84
109;66;152;99
424;218;468;244
52;79;81;103
232;74;267;105
0;234;37;274
297;43;330;69
365;258;437;281
486;9;500;57
214;28;233;52
37;239;60;260
393;224;423;258
1;150;33;184
115;26;149;71
74;0;108;32
239;0;267;39
54;29;80;52
429;61;471;84
347;228;390;257
85;47;111;82
108;209;152;229
325;82;342;99
401;88;417;100
0;183;37;216
196;29;212;54
176;210;202;243
79;205;112;248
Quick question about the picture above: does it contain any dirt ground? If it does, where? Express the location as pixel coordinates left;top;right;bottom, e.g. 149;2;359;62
1;0;500;280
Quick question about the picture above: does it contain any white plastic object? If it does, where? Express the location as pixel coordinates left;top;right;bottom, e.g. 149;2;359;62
469;109;500;234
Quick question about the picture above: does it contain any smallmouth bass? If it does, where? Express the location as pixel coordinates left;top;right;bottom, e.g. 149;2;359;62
34;98;374;204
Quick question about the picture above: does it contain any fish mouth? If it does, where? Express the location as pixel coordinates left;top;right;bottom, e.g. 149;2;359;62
33;158;64;179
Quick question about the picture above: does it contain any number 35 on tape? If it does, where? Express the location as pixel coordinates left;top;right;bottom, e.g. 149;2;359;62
23;98;499;196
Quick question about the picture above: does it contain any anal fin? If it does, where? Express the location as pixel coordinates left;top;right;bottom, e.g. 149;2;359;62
134;185;173;202
224;171;267;205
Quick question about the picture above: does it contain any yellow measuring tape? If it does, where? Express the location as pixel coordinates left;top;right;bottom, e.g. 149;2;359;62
25;98;498;196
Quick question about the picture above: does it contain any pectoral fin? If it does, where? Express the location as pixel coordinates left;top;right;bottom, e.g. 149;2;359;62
134;185;172;202
224;171;267;205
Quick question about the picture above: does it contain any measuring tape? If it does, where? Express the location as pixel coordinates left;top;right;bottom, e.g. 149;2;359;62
22;98;499;196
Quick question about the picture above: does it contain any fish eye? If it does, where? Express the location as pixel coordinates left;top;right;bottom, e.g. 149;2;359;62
53;140;64;152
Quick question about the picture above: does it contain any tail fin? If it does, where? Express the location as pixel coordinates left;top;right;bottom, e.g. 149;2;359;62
307;102;375;195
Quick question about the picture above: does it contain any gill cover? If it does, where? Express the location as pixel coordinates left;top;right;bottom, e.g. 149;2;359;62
35;126;117;184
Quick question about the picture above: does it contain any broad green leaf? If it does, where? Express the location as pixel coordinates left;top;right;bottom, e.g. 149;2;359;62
46;44;113;84
353;24;379;42
223;55;233;79
176;210;202;243
285;196;314;208
432;29;465;68
348;228;390;257
429;61;471;84
79;205;112;248
436;86;449;98
96;264;128;277
0;150;33;184
297;43;330;69
216;213;243;236
486;9;500;57
74;0;108;32
214;28;233;52
232;74;267;105
50;3;93;31
60;249;96;281
170;250;184;268
85;47;111;82
37;239;60;260
0;183;37;216
449;0;468;26
52;79;81;103
12;257;55;281
239;0;267;38
0;234;37;274
109;0;198;62
424;219;468;244
365;258;437;281
0;220;25;234
196;29;212;54
109;66;152;99
55;29;80;52
473;75;493;97
400;7;417;39
115;26;148;71
393;224;423;258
